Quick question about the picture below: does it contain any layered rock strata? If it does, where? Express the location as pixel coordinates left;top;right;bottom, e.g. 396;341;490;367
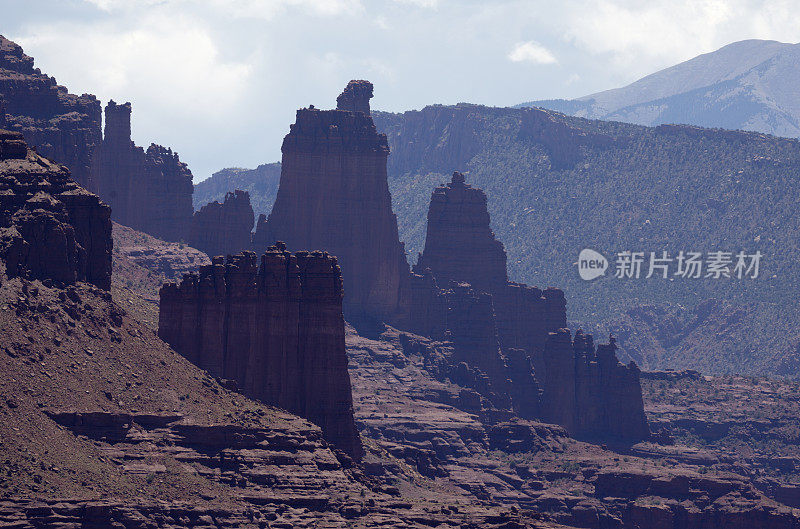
158;245;362;458
0;130;111;289
0;37;195;242
253;80;410;326
100;101;193;241
189;189;254;258
0;35;101;191
413;172;648;440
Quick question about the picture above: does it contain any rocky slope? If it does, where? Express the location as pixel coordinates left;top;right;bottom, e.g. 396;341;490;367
523;39;800;139
112;222;209;328
347;326;800;529
0;124;559;529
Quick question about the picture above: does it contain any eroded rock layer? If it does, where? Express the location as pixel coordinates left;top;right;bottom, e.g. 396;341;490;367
0;37;195;242
158;245;362;458
100;101;193;242
189;189;254;258
253;81;410;326
413;172;648;441
0;130;111;289
0;35;101;191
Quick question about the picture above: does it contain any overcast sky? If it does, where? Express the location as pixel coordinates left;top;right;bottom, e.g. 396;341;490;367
3;0;800;182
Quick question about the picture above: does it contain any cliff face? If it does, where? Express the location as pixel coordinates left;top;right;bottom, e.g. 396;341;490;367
0;36;101;191
100;101;193;242
0;130;111;289
189;189;254;258
253;81;410;327
158;245;362;458
0;38;194;243
416;171;507;293
413;172;648;440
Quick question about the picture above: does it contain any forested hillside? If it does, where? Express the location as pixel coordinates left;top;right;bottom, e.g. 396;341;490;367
372;104;800;376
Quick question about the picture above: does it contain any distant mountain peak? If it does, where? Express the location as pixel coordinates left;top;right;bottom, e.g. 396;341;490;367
522;39;800;139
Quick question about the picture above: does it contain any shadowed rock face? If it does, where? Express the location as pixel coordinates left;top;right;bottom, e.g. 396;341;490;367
0;36;102;191
158;245;362;459
0;38;194;242
99;101;194;242
413;172;648;441
416;171;508;293
189;189;254;258
253;81;410;327
336;79;373;114
0;130;111;289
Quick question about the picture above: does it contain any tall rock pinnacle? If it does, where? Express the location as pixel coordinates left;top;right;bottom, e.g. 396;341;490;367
253;81;410;327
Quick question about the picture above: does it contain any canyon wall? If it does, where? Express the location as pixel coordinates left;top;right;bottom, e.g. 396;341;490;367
189;189;254;258
158;245;362;458
0;129;111;289
253;81;410;327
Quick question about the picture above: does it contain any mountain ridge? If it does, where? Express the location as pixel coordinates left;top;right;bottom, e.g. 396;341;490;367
520;39;800;139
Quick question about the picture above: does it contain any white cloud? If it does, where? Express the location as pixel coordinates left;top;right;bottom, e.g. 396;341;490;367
83;0;363;18
16;15;253;120
206;0;363;19
557;0;800;75
508;40;558;64
391;0;439;7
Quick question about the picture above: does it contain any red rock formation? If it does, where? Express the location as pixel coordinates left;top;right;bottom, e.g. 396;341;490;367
414;171;647;440
415;172;567;355
0;35;102;191
416;171;507;293
336;79;373;114
0;130;111;289
158;245;362;458
253;81;410;327
0;38;194;242
99;101;193;242
189;190;254;258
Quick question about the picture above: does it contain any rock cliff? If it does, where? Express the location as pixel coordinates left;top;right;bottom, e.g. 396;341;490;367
414;172;648;440
0;38;195;243
188;189;254;258
0;130;111;289
253;81;410;327
158;245;362;458
0;35;102;191
100;101;194;242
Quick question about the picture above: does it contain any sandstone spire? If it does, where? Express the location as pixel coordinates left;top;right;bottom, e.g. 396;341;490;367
253;81;410;327
414;171;649;440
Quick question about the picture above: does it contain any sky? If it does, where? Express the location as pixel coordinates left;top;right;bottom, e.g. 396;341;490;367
3;0;800;182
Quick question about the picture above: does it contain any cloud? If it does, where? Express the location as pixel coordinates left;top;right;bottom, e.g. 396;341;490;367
557;0;800;75
391;0;439;7
221;0;363;18
83;0;364;18
508;41;558;64
16;15;253;119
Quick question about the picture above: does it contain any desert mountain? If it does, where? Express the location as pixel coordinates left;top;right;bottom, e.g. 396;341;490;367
522;39;800;138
